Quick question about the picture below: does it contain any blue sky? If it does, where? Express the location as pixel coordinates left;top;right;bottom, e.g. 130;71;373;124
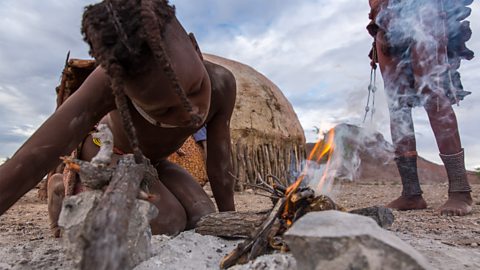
1;0;479;169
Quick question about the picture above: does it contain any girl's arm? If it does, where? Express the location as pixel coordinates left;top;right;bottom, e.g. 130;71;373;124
205;66;236;212
0;67;115;215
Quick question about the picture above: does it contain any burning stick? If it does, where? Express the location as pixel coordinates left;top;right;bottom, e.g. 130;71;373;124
220;130;346;268
220;199;286;269
219;174;344;269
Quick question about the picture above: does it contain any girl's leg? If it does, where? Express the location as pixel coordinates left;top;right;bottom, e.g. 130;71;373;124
47;173;65;237
155;159;215;229
143;178;188;235
80;131;190;234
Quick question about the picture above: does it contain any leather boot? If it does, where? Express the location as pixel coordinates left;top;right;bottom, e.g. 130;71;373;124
439;149;471;193
395;155;423;196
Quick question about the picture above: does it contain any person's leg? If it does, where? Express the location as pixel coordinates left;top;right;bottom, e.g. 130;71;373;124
422;93;472;216
376;31;427;210
78;130;189;234
155;159;215;229
406;15;473;214
47;173;65;238
386;106;427;210
143;178;188;235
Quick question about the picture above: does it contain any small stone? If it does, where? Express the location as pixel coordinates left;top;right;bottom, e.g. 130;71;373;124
471;243;478;247
228;253;296;270
349;206;394;228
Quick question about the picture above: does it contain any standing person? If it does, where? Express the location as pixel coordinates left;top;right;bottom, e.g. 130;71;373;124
0;0;237;235
367;0;474;215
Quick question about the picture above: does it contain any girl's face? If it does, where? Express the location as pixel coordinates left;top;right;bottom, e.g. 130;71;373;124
122;16;212;129
123;56;211;129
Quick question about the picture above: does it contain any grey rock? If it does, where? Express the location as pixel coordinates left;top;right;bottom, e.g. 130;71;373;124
58;191;158;269
349;206;395;228
126;200;159;268
58;190;103;267
228;253;296;270
284;211;431;270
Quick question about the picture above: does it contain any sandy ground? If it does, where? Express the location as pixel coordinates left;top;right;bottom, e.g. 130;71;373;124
1;182;479;269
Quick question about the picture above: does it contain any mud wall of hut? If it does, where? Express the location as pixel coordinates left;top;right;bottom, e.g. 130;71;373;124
204;54;307;190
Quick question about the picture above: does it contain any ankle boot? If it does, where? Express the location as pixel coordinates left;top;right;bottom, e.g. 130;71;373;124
395;155;423;196
439;149;471;193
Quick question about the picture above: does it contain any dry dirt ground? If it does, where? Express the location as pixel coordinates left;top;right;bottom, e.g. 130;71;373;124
1;182;479;269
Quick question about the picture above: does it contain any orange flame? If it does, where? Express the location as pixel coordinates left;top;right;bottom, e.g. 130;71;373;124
285;175;303;196
314;129;335;193
287;128;336;191
300;128;335;187
281;128;336;224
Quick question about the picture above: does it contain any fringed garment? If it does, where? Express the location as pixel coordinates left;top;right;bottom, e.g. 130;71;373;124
367;0;474;106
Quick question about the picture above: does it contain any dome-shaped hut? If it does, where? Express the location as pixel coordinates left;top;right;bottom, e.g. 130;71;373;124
204;54;306;189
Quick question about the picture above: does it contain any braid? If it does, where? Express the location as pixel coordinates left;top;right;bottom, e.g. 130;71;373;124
98;1;144;164
82;0;148;76
81;0;202;160
108;63;144;164
105;1;134;54
83;0;148;164
140;0;201;125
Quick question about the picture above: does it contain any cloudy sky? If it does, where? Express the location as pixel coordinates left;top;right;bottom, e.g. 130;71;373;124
0;0;479;169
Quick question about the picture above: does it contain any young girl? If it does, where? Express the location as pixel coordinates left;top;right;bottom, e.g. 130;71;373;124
0;0;236;235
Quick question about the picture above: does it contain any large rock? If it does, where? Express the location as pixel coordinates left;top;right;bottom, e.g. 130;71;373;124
205;54;306;188
283;211;431;270
58;192;158;269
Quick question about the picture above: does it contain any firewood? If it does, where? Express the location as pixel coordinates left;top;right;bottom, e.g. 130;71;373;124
219;170;349;269
220;199;286;269
195;211;269;238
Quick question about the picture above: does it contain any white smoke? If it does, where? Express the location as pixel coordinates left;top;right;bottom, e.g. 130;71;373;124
305;123;395;197
373;0;474;153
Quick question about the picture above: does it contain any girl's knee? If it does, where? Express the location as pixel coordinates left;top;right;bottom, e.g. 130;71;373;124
186;199;215;229
149;196;187;235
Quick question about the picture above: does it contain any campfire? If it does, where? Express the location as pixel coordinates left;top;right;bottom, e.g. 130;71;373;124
219;129;344;268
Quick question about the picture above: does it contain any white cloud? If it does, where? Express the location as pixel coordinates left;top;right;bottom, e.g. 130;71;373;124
0;0;479;170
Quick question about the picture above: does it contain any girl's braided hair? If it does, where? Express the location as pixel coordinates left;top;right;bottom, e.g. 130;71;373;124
81;0;196;163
